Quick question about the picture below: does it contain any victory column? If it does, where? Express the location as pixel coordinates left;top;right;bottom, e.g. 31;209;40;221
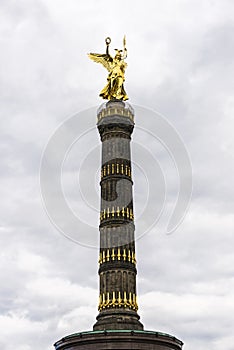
54;37;183;350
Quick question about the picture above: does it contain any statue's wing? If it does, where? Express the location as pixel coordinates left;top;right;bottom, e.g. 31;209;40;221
88;53;113;72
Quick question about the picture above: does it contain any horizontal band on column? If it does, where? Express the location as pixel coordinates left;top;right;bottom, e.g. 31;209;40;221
97;106;134;123
100;207;134;222
99;249;136;265
101;163;132;179
98;291;138;311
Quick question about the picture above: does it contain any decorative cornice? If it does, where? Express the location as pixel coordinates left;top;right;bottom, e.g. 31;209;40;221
98;123;134;141
97;104;134;123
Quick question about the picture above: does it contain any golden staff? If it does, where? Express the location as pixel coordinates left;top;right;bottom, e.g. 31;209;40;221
123;35;127;58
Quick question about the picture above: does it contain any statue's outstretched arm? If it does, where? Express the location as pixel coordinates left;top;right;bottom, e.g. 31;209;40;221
105;37;111;56
88;38;113;72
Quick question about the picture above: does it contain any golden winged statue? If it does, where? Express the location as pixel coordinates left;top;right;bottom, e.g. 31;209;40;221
88;36;128;101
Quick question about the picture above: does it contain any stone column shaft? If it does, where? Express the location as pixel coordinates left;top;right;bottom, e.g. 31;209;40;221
93;100;143;331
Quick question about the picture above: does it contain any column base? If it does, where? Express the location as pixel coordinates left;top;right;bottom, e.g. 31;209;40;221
93;308;143;331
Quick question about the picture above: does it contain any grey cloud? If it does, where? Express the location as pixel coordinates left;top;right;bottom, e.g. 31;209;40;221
1;1;234;349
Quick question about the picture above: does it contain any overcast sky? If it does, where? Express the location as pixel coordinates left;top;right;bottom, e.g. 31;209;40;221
1;1;234;349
